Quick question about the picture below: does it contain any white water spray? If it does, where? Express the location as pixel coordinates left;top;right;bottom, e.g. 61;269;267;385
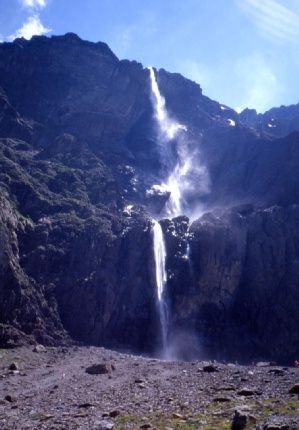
152;219;168;354
148;67;209;218
148;67;186;141
148;67;210;358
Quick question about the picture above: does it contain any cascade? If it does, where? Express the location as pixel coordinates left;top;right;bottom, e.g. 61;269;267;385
148;66;189;357
148;66;188;218
148;67;208;358
152;220;168;356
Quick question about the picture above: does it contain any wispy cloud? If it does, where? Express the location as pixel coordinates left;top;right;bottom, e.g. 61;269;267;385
112;10;158;56
118;25;137;52
20;0;47;9
235;53;282;112
4;0;51;42
174;59;213;91
7;15;51;41
237;0;299;43
116;23;158;55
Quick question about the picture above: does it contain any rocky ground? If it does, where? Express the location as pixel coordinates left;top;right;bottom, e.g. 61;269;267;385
0;346;298;429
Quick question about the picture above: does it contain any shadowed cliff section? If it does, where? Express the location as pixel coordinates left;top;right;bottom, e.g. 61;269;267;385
0;33;299;362
161;206;299;363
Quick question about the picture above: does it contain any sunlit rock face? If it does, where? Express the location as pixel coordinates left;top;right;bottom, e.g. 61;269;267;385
0;34;299;362
240;105;299;138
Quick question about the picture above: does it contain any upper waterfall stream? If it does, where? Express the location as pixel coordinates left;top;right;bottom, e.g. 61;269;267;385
148;66;188;218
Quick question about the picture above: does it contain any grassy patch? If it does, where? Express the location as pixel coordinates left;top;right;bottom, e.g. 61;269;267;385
113;398;299;429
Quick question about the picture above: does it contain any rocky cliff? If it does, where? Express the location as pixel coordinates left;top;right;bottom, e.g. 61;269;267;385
0;33;298;363
240;104;299;138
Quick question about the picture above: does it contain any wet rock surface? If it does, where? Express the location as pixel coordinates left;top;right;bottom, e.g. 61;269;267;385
0;346;298;429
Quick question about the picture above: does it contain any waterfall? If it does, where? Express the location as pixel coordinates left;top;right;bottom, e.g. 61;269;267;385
147;66;210;219
152;219;169;356
148;66;188;357
148;66;186;141
148;67;210;359
148;66;188;218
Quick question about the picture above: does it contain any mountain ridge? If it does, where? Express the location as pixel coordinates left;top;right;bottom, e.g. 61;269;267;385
0;33;299;363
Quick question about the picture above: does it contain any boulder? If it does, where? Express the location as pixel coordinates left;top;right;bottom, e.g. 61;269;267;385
85;363;115;375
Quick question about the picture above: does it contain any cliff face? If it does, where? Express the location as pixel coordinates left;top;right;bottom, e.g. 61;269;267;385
162;206;299;363
239;104;299;138
0;33;299;362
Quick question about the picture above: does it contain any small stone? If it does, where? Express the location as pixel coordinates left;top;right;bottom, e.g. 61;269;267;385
289;383;299;394
172;413;183;419
237;388;257;396
203;364;218;373
213;397;231;402
264;425;290;430
231;410;248;430
93;419;114;430
269;368;284;376
85;363;115;375
74;412;88;418
216;386;236;391
5;395;16;403
9;362;18;371
33;344;46;353
256;361;271;367
79;402;94;408
109;410;120;418
231;409;257;430
30;412;54;421
135;378;146;384
40;414;54;421
140;424;152;429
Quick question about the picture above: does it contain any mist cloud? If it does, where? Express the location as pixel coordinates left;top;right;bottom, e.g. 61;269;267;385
8;15;51;41
20;0;47;9
235;53;282;112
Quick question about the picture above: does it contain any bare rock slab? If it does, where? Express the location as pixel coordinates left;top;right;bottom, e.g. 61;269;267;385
86;362;115;375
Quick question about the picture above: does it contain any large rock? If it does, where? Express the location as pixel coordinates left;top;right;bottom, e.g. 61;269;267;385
85;363;115;375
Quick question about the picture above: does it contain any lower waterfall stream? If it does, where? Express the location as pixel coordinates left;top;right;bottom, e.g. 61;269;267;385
152;219;169;357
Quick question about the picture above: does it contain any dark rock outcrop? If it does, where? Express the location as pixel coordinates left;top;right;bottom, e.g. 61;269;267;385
240;104;299;138
163;205;299;363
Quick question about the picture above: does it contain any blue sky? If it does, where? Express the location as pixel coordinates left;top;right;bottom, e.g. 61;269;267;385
1;0;299;112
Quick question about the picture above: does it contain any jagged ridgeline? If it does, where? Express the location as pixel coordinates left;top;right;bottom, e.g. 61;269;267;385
1;33;299;363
